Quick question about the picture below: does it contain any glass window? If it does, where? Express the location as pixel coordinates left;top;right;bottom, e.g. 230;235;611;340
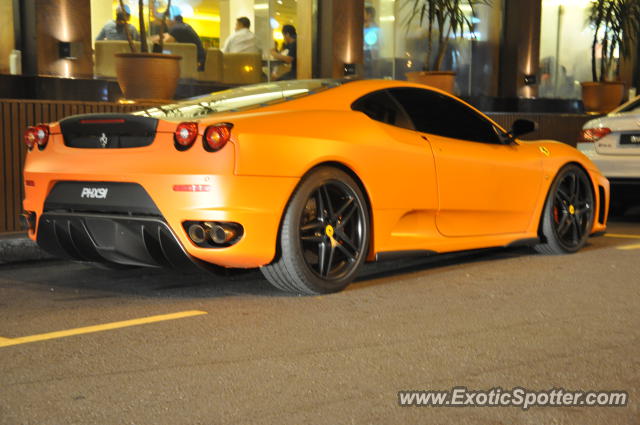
351;90;414;130
134;79;342;118
539;0;594;99
389;87;501;144
362;1;501;97
91;0;311;82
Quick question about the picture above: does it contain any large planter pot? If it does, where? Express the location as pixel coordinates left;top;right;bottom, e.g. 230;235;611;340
115;52;181;101
581;81;625;114
406;71;456;94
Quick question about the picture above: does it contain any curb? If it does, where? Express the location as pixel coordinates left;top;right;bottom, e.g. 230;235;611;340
0;233;54;265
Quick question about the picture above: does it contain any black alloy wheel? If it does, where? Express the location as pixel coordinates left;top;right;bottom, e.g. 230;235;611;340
535;164;595;254
261;167;370;295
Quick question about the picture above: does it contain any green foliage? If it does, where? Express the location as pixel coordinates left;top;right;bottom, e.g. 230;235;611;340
589;0;640;82
403;0;491;71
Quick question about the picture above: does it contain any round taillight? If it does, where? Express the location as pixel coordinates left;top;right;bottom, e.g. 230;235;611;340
204;124;232;152
24;126;38;150
35;124;50;149
174;122;198;149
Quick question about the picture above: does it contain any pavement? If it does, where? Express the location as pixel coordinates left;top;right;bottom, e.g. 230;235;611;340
0;232;52;265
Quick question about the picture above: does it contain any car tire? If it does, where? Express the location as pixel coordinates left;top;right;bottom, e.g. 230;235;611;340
261;167;370;295
535;164;595;255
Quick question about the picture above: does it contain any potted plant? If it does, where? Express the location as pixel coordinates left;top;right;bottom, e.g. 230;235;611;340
115;0;181;101
403;0;490;93
582;0;640;113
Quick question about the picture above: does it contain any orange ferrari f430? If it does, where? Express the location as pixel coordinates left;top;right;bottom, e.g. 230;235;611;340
22;79;609;294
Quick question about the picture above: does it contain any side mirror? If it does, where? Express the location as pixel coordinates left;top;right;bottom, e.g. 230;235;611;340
509;119;537;139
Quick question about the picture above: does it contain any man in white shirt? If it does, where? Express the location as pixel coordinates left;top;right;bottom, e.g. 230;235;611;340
221;17;260;54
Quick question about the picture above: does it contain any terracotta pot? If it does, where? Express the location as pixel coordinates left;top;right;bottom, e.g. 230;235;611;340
406;71;456;94
581;81;625;114
115;52;181;101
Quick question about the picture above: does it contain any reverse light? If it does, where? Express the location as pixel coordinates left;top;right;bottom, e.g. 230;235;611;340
204;123;232;152
174;122;198;149
23;124;50;150
580;127;611;143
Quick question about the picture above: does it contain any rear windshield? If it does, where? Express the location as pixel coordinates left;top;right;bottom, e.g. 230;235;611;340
612;95;640;114
133;79;343;120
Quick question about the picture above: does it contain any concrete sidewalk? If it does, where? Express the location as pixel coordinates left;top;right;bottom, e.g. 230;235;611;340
0;232;53;265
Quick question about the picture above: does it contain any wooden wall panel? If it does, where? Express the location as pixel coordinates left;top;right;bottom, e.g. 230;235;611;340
35;0;94;78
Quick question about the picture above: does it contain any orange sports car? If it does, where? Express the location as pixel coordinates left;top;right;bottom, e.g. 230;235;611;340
22;79;609;294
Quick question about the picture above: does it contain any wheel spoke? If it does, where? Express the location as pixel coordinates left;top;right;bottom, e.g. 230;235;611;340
323;245;335;277
332;196;354;221
321;186;334;219
575;206;590;218
556;188;571;204
571;218;581;243
556;214;572;237
301;221;324;233
335;229;359;257
315;189;326;221
336;203;358;230
301;235;323;243
569;174;579;203
318;241;328;276
336;242;357;262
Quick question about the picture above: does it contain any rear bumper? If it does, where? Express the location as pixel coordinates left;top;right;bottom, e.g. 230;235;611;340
37;212;199;269
578;144;640;179
24;175;300;268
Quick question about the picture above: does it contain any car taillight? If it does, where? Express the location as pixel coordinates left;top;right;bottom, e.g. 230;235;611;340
203;123;232;152
174;122;198;149
580;127;611;143
23;124;50;150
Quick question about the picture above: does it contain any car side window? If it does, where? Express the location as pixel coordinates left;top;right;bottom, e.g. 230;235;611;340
389;88;502;144
351;90;415;131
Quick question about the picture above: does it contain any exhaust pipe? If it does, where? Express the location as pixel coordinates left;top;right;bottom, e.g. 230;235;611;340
20;211;36;232
187;223;207;244
208;223;236;244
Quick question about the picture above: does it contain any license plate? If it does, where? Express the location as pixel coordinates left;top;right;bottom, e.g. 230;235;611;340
620;134;640;145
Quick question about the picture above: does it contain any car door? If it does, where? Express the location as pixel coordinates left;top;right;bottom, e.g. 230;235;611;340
390;88;544;237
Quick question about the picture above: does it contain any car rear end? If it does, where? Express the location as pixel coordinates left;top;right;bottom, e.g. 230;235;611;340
22;113;296;270
578;114;640;211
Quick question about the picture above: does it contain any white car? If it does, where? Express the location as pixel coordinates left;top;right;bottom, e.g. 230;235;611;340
578;97;640;213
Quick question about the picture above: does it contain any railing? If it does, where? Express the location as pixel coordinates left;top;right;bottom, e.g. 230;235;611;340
0;99;592;233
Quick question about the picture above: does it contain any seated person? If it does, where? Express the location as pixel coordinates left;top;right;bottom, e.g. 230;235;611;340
96;6;140;41
222;17;260;54
153;15;205;71
270;25;297;80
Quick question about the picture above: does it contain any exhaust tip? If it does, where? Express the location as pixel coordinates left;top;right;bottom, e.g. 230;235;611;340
209;224;235;244
183;221;244;247
187;223;207;244
21;211;36;232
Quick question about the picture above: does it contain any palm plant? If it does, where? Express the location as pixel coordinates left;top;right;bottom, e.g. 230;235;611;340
588;0;640;82
404;0;491;71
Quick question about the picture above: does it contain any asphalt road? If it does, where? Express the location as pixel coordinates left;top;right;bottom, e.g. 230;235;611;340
1;215;639;425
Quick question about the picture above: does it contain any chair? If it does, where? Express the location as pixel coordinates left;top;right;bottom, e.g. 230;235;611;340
198;48;223;82
94;40;141;78
162;42;198;80
222;53;262;85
